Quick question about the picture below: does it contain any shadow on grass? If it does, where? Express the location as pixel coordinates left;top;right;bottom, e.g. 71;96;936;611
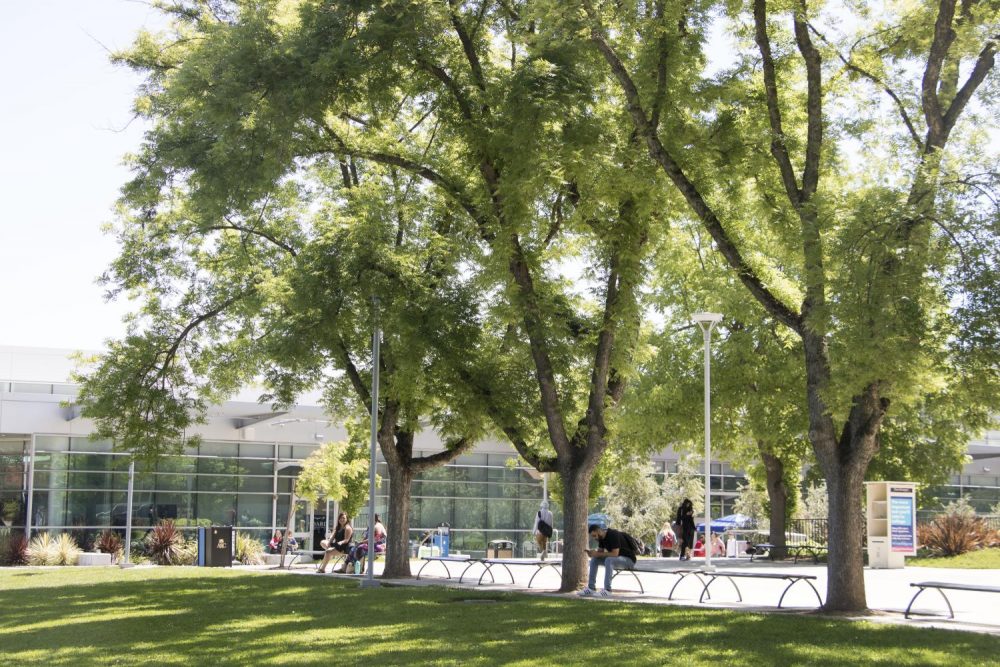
0;568;996;666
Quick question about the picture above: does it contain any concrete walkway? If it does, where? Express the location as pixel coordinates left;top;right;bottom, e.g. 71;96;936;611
278;556;1000;635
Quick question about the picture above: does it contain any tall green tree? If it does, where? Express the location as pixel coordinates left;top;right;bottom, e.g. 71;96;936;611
79;0;676;590
577;0;998;609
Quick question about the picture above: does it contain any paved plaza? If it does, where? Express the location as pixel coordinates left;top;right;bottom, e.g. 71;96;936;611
284;556;1000;636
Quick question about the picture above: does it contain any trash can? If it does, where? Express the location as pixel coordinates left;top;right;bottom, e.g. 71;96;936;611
432;523;450;557
197;526;234;567
488;539;513;559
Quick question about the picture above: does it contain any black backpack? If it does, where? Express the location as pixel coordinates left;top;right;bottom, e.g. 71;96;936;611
621;531;642;559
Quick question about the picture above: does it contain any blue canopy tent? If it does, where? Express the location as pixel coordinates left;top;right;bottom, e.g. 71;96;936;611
695;513;754;534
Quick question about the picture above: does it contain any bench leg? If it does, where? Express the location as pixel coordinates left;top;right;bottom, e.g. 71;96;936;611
904;587;954;619
777;578;823;609
700;575;741;604
669;572;708;600
527;563;560;589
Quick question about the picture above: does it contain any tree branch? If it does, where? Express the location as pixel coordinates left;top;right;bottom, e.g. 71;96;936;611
583;5;804;334
793;0;823;201
753;0;802;203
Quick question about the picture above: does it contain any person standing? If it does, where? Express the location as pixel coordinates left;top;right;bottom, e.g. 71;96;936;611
676;498;696;561
657;521;677;557
577;523;639;597
532;500;555;560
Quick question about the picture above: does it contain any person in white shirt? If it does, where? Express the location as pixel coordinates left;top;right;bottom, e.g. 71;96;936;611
532;500;555;560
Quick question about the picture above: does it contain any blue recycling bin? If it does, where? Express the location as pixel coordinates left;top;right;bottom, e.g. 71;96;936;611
431;523;450;557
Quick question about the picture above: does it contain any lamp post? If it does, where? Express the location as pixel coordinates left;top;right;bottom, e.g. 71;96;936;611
121;458;136;568
362;297;381;589
692;312;722;570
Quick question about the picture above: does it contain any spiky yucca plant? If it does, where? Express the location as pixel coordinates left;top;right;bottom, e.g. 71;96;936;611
27;532;60;566
54;533;81;565
95;530;123;563
917;513;994;556
145;520;186;565
235;532;264;565
6;533;28;565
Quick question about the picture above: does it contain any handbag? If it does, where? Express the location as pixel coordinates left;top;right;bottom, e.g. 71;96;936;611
671;521;682;535
537;511;554;538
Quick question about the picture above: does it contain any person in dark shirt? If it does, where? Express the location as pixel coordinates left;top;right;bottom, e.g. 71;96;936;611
577;523;638;597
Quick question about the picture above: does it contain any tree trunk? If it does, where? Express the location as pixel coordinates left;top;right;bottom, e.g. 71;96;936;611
382;464;414;578
761;450;788;559
807;344;885;611
558;465;593;592
823;460;868;611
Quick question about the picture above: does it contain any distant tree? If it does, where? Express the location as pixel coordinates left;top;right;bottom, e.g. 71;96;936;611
599;455;673;546
296;439;372;520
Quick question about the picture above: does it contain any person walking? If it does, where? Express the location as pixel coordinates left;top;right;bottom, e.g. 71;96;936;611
657;521;677;557
532;500;555;560
676;498;696;561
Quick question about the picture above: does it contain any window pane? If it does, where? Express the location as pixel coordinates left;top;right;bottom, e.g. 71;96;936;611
199;441;238;457
70;438;114;453
198;475;237;493
239;443;274;458
35;436;69;452
236;494;272;527
238;476;272;493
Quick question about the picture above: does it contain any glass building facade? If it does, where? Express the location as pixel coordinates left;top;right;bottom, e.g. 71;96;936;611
0;431;754;558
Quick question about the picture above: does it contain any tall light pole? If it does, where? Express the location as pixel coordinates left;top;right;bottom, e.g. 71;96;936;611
362;297;381;589
692;312;722;570
120;458;136;568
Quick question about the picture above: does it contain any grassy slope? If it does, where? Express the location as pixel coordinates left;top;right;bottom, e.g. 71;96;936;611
0;567;997;666
908;548;1000;569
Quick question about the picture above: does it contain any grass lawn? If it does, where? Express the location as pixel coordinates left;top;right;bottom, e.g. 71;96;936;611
908;547;1000;569
1;567;997;666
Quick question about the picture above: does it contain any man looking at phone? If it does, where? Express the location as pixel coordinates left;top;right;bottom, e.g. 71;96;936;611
577;523;638;597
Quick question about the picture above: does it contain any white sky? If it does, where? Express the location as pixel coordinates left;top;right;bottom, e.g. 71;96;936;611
0;1;165;352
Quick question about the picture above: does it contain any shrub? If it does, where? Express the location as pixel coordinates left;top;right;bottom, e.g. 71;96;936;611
54;533;81;566
918;508;995;557
145;521;187;565
27;532;60;566
235;532;264;565
95;530;124;564
174;538;198;566
5;533;28;565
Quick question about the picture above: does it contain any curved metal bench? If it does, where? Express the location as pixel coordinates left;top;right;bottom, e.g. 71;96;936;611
905;581;1000;619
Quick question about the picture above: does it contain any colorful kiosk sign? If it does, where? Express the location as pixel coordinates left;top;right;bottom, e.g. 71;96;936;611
865;481;918;568
888;486;917;554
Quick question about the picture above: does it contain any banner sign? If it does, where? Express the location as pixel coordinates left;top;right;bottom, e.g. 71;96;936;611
889;492;916;553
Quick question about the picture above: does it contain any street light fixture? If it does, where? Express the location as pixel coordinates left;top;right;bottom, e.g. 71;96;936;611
692;312;722;570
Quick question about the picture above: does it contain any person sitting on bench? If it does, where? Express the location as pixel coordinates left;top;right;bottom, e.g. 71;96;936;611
267;530;283;554
578;523;639;597
344;514;387;574
317;512;353;573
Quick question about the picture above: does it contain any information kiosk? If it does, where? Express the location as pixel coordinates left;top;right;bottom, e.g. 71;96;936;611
864;481;917;568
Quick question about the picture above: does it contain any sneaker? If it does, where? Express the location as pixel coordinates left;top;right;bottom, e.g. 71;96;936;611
599;589;612;597
577;587;596;597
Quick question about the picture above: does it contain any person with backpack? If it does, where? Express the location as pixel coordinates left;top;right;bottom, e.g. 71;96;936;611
532;500;555;560
577;522;639;597
657;521;677;557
